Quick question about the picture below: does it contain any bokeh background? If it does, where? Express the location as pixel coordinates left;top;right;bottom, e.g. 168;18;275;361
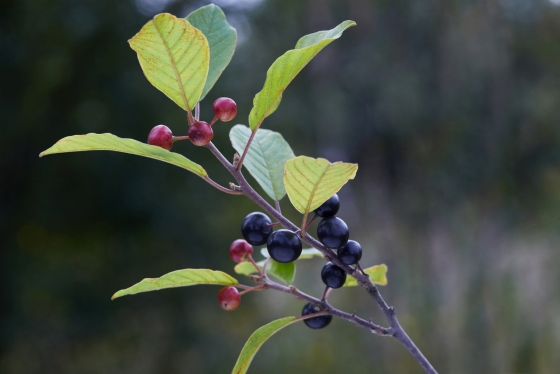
2;0;560;372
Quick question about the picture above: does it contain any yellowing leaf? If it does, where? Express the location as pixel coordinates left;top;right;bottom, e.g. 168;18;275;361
343;264;388;287
40;133;207;177
248;20;356;130
283;156;357;214
129;13;210;111
112;269;237;299
232;317;298;374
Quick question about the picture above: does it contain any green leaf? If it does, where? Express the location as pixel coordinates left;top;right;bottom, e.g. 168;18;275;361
186;4;236;101
112;269;237;299
248;20;356;130
40;133;207;177
230;125;295;200
268;260;295;284
343;264;388;287
232;317;298;374
260;247;322;260
233;259;295;284
129;13;210;111
283;156;357;214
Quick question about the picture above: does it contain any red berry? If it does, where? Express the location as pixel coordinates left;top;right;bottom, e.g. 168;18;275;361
218;286;241;311
229;239;253;263
188;121;213;146
212;97;237;122
147;125;173;150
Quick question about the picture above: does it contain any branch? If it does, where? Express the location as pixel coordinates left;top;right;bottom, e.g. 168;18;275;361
203;176;243;195
258;275;391;336
205;141;437;374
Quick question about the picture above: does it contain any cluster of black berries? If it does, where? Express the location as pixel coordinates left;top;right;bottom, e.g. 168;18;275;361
147;97;237;150
221;194;363;332
303;194;363;329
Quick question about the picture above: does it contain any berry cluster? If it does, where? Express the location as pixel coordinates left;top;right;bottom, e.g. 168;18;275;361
313;194;362;293
219;195;363;332
147;97;237;150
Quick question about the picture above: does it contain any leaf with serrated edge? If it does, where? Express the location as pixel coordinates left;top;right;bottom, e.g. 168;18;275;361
112;269;237;299
232;317;298;374
234;259;295;284
129;13;209;111
248;20;355;130
186;4;236;101
230;125;295;200
40;133;207;177
283;156;357;214
260;247;322;260
343;264;388;287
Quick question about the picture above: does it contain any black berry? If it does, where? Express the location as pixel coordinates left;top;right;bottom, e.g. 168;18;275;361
317;216;349;249
188;121;213;146
147;124;173;150
321;262;347;289
314;194;340;217
302;302;332;329
212;97;237;122
266;229;302;263
337;240;362;265
241;212;273;246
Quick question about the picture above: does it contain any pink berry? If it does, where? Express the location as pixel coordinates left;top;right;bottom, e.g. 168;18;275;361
212;97;237;122
218;286;241;311
229;239;253;263
147;125;173;150
188;121;213;146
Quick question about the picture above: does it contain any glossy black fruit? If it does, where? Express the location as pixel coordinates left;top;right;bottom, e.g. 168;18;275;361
321;262;347;289
302;302;332;329
241;212;273;246
337;240;362;265
266;229;302;263
317;216;349;249
314;194;340;217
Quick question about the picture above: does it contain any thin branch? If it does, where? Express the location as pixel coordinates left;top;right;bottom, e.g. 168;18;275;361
261;277;390;336
203;176;243;195
236;129;257;171
194;102;200;121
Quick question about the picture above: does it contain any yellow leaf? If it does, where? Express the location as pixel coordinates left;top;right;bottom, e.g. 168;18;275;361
129;13;210;111
283;156;357;214
112;269;237;299
40;133;207;177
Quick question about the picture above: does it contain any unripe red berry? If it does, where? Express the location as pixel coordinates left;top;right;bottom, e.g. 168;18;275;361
229;239;253;263
212;97;237;122
218;286;241;311
147;125;173;150
188;121;213;146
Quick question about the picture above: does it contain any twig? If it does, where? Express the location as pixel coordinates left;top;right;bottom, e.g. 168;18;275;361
203;176;243;195
236;130;257;171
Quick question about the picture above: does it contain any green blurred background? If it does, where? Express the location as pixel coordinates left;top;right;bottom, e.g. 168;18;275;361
2;0;560;372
